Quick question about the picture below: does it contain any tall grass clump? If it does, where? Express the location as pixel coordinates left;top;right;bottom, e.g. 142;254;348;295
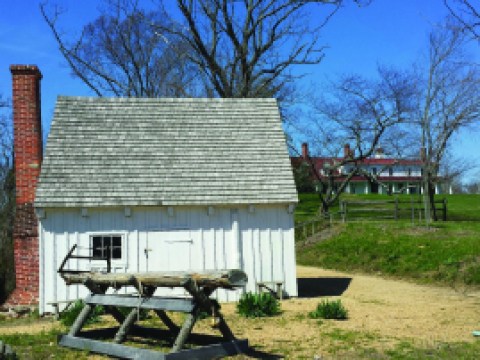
237;292;281;318
309;299;348;320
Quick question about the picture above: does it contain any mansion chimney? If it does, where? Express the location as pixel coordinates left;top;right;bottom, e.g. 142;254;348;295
6;65;43;306
343;143;352;158
301;142;309;159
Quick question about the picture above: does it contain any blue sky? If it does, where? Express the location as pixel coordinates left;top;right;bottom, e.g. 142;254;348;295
1;0;479;182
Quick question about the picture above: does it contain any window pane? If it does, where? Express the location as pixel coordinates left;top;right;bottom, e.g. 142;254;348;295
92;236;103;258
112;236;122;259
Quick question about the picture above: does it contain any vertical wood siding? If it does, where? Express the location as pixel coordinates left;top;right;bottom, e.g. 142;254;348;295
39;205;297;314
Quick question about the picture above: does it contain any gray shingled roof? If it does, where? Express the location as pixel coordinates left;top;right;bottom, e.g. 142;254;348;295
35;97;298;207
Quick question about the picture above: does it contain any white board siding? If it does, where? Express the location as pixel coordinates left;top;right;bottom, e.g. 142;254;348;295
38;205;297;314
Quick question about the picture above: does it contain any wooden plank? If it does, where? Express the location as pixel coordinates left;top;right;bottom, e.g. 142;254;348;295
59;335;248;360
85;294;195;313
167;339;249;360
58;335;166;360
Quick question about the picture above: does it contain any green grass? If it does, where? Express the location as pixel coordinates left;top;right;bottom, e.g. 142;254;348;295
296;193;480;286
297;221;480;285
384;341;480;359
321;328;480;359
0;329;93;359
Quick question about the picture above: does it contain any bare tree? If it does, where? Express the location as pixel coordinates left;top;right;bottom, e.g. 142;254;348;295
415;23;480;222
464;178;480;193
0;95;12;210
41;0;198;97
296;68;416;214
444;0;480;40
159;0;370;98
438;149;473;194
0;95;15;303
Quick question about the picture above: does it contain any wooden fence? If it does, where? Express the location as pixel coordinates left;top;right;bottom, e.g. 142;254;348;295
294;216;330;242
339;198;447;222
294;197;448;242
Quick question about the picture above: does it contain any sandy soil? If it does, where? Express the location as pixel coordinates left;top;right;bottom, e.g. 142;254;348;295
221;266;480;357
294;265;480;344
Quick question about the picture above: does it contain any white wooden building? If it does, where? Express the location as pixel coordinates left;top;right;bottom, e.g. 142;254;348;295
35;97;298;314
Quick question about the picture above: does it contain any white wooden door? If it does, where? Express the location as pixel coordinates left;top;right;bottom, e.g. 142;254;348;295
146;230;193;296
146;230;193;272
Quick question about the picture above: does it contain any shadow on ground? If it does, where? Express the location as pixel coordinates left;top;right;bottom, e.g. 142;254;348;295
297;277;352;298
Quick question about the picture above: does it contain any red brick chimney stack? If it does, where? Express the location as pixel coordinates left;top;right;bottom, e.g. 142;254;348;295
301;142;309;159
344;143;351;158
6;65;43;307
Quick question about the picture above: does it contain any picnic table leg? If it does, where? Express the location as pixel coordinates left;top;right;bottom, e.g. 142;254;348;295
171;310;198;352
113;287;156;343
68;304;94;336
114;308;139;343
215;312;235;341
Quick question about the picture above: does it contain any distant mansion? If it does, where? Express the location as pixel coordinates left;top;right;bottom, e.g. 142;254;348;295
294;143;451;195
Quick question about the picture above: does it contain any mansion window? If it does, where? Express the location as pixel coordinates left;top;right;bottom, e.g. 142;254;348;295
91;235;122;260
389;168;393;176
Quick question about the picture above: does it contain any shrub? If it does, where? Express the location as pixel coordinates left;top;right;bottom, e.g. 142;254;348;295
237;292;281;318
309;299;348;320
59;300;104;326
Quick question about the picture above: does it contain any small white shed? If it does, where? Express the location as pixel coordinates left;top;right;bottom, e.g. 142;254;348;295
35;97;298;314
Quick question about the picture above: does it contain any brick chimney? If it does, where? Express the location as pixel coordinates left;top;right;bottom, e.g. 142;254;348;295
6;65;43;307
343;143;353;158
301;142;309;159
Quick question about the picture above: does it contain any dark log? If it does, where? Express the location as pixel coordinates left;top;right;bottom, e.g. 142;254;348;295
60;269;247;289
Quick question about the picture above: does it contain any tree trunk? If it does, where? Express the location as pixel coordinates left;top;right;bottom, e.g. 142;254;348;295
60;269;248;290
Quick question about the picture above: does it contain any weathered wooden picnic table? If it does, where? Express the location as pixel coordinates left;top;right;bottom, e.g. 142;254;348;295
57;245;249;359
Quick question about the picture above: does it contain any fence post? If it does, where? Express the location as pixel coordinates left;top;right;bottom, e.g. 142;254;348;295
411;196;414;225
443;198;447;221
342;201;347;223
394;197;399;221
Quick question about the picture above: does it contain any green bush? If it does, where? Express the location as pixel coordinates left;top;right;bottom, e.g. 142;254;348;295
237;292;281;318
309;299;348;320
59;300;104;326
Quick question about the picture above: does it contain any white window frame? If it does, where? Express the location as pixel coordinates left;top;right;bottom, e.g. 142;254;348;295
88;232;128;269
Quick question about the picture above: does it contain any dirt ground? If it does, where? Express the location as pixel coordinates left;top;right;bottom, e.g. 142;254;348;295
222;266;480;357
293;265;480;343
1;266;480;358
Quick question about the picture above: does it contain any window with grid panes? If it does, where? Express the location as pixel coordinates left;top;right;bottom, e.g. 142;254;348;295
91;235;122;260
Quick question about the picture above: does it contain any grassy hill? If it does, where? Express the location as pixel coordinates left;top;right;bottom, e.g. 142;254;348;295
295;193;480;287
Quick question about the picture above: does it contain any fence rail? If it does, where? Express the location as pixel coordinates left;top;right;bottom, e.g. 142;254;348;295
340;198;447;222
294;198;448;242
294;216;330;242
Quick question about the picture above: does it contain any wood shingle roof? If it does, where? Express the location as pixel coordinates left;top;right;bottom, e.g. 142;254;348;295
35;97;298;207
